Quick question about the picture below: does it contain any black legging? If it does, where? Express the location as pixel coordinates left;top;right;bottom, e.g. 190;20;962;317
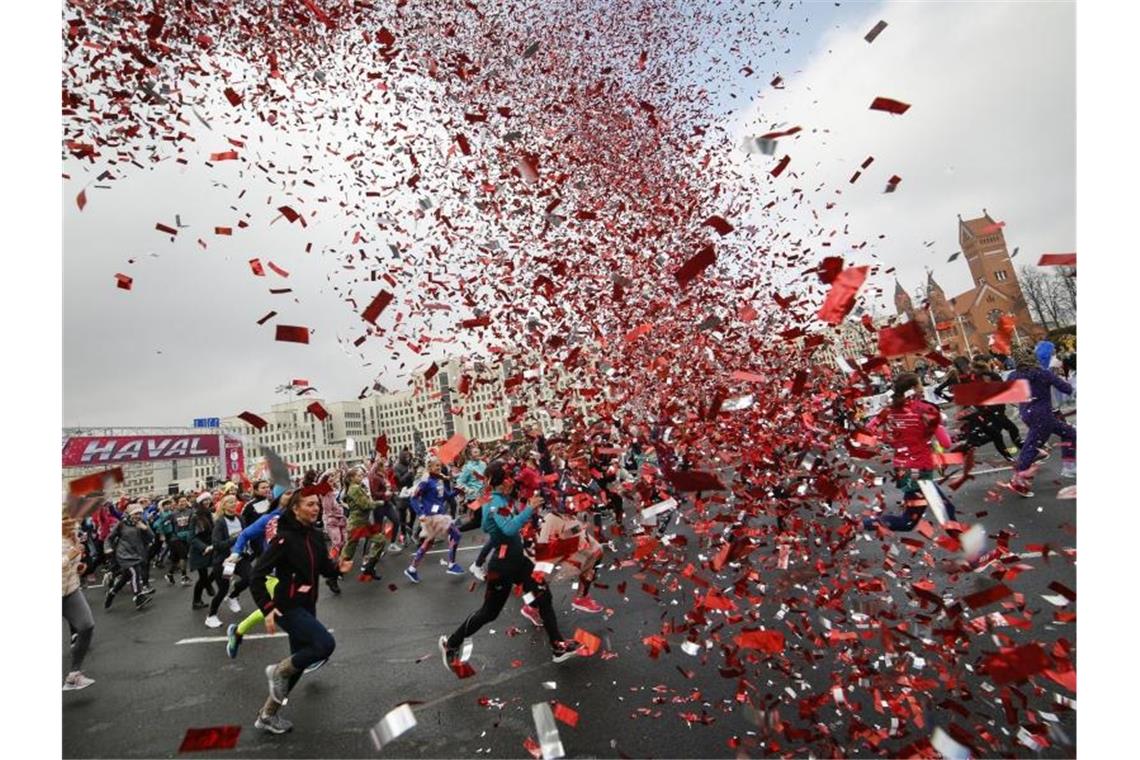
397;497;415;542
109;562;144;596
208;564;231;616
227;556;252;600
192;567;211;604
446;556;564;650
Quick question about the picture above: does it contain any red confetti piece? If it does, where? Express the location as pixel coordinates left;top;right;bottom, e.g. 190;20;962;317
449;660;477;679
155;222;178;235
962;583;1013;610
435;433;468;465
238;412;267;429
674;245;716;289
256;311;277;325
952;380;1031;406
572;629;601;657
267;261;290;278
178;725;241;753
734;629;785;653
209;150;238;161
980;643;1050;685
1038;253;1076;267
306;401;329;421
869;96;911;114
665;470;724;492
248;258;265;276
877;321;927;357
865;20;888;43
275;325;310;344
76;189;87;211
362;290;394;324
114;273;133;290
770;154;791;177
817;266;867;325
223;87;242;107
702;215;734;236
552;702;579;728
460;315;491;329
215;227;232;235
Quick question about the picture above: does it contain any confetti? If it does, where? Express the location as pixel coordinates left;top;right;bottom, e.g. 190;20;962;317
869;97;911;115
674;245;716;289
864;20;888;43
877;321;927;357
817;266;868;325
275;325;310;344
952;380;1031;406
178;726;240;753
1037;253;1076;267
306;401;329;421
114;273;133;290
369;704;417;751
237;412;268;430
67;467;124;497
531;702;565;759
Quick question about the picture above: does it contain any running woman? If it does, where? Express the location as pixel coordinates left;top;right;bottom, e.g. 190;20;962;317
188;495;216;610
317;468;346;594
205;495;244;628
862;373;957;532
250;489;339;735
536;499;604;614
404;458;464;582
63;508;96;690
338;467;387;581
103;503;154;611
439;460;582;668
1008;347;1076;496
167;496;195;586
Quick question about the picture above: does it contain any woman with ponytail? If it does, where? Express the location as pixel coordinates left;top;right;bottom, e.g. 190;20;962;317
862;373;957;532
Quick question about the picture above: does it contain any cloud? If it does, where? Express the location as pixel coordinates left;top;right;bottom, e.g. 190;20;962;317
729;0;1075;313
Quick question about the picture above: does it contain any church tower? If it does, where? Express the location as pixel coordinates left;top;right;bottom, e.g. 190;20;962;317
958;210;1038;333
893;279;914;318
926;271;955;322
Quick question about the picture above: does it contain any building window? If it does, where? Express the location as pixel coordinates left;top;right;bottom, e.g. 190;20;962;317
994;270;1007;282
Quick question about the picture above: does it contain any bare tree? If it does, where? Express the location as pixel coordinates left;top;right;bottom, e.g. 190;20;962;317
1053;267;1076;323
1018;264;1056;329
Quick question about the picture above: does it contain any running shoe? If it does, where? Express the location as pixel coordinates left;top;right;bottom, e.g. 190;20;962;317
192;600;208;610
164;572;175;585
205;615;223;629
386;542;403;555
103;590;115;610
140;586;156;596
266;664;289;703
180;575;192;587
439;635;461;670
469;562;487;582
134;594;152;610
326;576;342;595
571;596;603;614
254;713;293;734
303;659;327;674
226;624;242;659
521;604;544;628
404;567;421;584
551;639;583;663
1060;460;1076;479
227;597;242;614
1008;479;1034;498
62;671;95;691
446;563;466;576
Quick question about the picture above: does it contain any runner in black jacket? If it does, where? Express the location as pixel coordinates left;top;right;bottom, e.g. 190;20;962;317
249;490;339;735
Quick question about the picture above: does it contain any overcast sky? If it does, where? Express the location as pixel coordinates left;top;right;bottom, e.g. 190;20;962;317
62;0;1074;429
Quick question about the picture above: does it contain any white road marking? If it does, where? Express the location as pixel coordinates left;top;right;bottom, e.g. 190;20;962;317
424;545;480;556
176;628;335;645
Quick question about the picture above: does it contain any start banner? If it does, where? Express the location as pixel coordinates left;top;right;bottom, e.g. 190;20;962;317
62;434;221;466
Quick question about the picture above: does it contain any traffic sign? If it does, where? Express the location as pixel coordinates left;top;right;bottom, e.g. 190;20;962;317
193;418;220;428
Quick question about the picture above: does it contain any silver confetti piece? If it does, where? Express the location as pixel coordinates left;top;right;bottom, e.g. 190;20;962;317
530;703;565;760
369;704;417;751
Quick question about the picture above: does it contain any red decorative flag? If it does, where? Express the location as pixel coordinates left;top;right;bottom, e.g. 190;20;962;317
877;322;927;357
817;266;868;325
68;467;125;497
178;725;241;753
674;245;716;288
362;290;394;324
952;380;1031;406
275;325;309;344
238;412;268;429
1038;253;1076;267
869;97;911;114
306;401;329;421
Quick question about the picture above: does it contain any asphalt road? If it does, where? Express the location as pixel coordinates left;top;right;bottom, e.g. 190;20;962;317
63;434;1077;758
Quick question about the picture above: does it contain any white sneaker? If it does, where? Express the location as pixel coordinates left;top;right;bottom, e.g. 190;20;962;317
1060;461;1076;479
469;563;486;582
227;597;242;614
63;671;95;691
205;615;223;628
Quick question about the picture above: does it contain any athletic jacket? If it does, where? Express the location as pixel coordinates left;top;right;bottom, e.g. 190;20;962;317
411;474;455;517
343;482;373;515
251;509;338;615
867;398;944;470
1007;366;1073;423
106;518;152;566
169;506;196;542
210;514;243;566
481;491;534;565
455;460;486;499
233;507;284;556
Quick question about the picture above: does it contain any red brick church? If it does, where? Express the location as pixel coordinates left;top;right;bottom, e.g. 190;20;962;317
893;211;1044;364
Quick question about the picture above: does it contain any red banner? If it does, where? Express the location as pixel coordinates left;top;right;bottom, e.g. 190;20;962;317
223;435;245;480
62;434;221;467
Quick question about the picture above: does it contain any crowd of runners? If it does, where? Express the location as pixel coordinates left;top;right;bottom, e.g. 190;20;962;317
62;341;1076;736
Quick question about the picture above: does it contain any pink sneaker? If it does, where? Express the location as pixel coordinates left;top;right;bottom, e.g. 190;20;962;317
571;596;603;614
520;604;544;627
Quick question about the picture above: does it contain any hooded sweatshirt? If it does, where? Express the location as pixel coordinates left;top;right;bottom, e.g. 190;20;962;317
107;517;152;566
